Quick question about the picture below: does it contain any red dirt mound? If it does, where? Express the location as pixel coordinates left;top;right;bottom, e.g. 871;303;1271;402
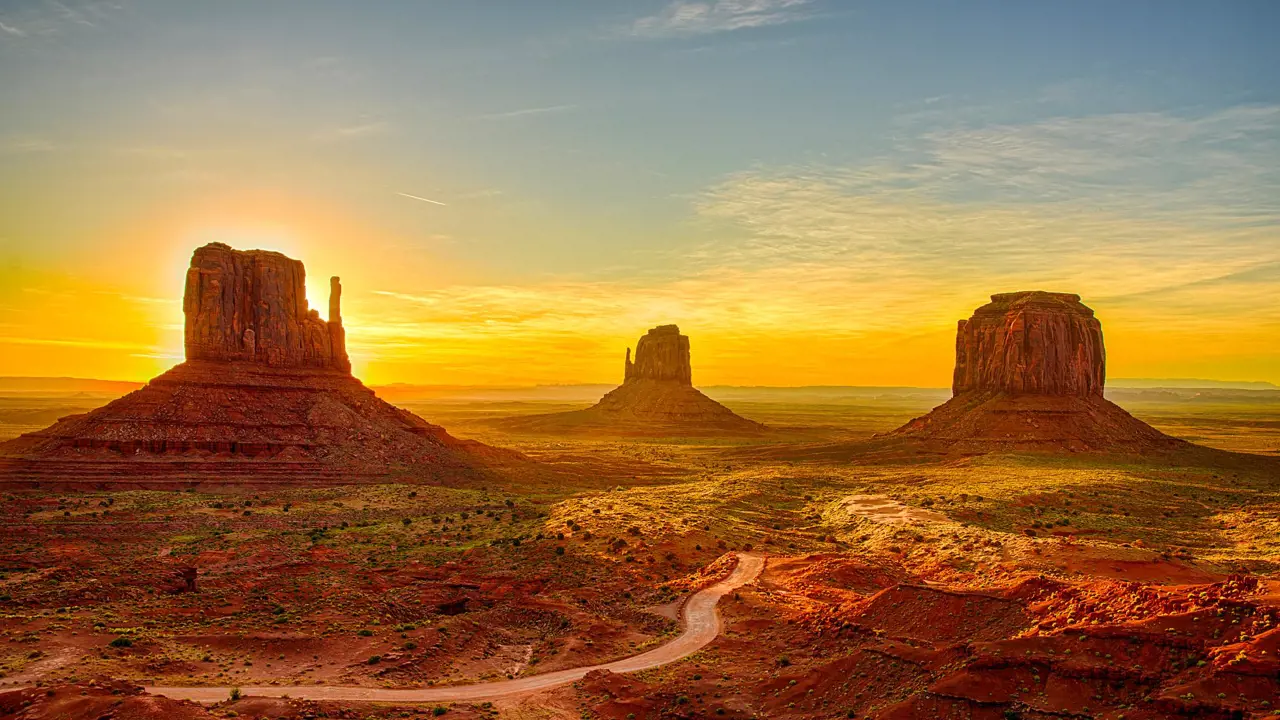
0;679;213;720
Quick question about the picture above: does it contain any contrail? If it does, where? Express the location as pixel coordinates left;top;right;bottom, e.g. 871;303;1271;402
396;191;447;206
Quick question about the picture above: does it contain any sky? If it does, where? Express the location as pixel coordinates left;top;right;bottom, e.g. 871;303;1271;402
1;0;1278;387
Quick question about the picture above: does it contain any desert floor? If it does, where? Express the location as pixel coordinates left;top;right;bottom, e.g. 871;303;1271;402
1;384;1278;719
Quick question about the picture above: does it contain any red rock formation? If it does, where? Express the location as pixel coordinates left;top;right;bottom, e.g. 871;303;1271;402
624;324;692;384
952;292;1104;397
888;291;1183;454
499;324;764;436
184;242;350;372
0;243;507;485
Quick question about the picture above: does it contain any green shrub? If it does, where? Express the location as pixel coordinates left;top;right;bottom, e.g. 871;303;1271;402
109;637;133;648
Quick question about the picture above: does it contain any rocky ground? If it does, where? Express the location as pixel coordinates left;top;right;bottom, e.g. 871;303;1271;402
2;394;1279;719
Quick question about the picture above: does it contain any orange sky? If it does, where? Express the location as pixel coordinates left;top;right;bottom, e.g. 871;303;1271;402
2;183;1276;387
1;3;1277;387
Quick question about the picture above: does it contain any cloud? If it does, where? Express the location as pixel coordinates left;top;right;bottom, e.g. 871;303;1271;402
911;105;1280;216
683;103;1280;346
629;0;813;38
311;119;390;142
0;137;55;154
0;336;160;352
0;1;124;38
480;104;577;120
328;102;1280;385
395;192;447;207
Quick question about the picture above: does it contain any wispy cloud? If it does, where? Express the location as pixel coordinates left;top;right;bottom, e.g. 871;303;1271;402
311;119;390;142
0;136;55;154
396;191;447;207
629;0;813;38
0;1;124;39
0;336;159;352
480;104;577;120
328;102;1280;385
683;103;1280;348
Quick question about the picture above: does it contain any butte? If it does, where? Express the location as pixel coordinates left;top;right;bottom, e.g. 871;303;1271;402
0;242;504;487
884;291;1187;454
499;324;765;436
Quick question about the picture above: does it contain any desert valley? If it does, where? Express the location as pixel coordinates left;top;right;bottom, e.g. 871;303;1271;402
0;244;1278;720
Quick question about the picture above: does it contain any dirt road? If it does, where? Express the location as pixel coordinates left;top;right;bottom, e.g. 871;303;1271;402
146;553;764;704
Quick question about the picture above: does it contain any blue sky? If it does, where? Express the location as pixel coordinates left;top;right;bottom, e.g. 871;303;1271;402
1;0;1278;385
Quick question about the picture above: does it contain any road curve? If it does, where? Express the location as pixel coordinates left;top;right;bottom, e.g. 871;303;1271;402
146;553;764;705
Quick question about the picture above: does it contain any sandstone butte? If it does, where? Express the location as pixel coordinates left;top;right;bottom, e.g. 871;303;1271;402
0;242;503;487
888;291;1186;453
501;324;766;436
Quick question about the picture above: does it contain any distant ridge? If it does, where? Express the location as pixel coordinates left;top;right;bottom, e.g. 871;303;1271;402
1109;378;1279;390
0;377;146;393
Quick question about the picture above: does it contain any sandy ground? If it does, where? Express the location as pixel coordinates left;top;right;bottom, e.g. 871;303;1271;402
143;553;764;704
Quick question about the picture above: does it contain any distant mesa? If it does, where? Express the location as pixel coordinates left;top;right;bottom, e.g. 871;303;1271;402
498;324;765;436
0;242;504;486
886;291;1186;453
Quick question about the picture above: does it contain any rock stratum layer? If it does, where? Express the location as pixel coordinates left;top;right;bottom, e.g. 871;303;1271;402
0;243;502;486
625;324;692;384
185;243;350;371
499;325;764;436
952;291;1104;397
890;291;1184;454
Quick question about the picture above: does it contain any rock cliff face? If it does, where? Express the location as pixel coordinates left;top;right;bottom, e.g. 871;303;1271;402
184;242;350;372
624;325;692;385
498;324;763;436
0;243;504;486
888;291;1182;454
952;292;1104;397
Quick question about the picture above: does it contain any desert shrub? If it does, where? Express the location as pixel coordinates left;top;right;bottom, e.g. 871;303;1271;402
357;629;373;637
432;706;447;716
367;655;381;664
554;546;565;556
109;637;132;648
777;655;791;667
229;688;241;701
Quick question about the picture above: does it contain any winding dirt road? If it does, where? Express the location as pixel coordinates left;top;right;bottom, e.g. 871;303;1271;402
146;553;764;705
